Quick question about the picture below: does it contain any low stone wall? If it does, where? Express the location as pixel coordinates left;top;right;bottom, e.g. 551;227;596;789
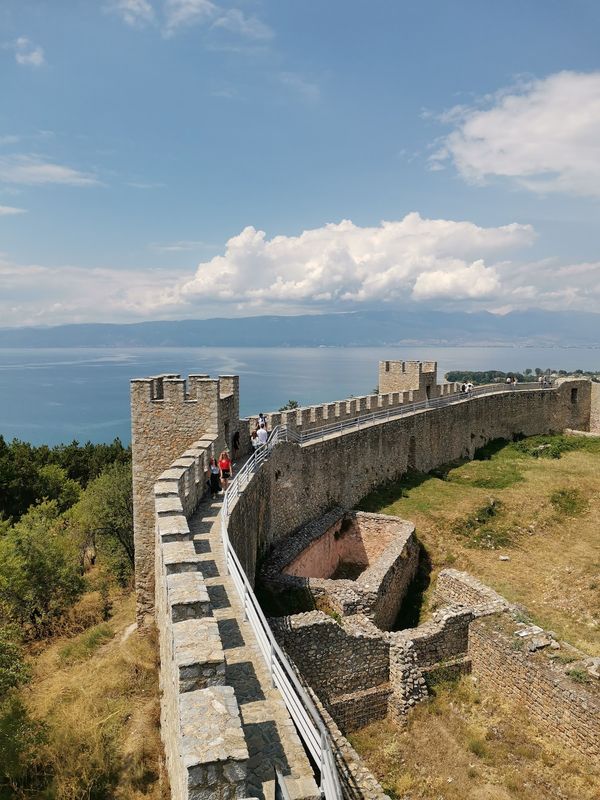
154;437;249;800
433;569;513;615
391;606;475;668
469;617;600;759
271;612;390;733
590;381;600;434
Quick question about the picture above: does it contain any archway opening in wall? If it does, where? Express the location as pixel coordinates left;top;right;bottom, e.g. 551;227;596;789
408;436;417;470
571;387;578;404
426;385;431;400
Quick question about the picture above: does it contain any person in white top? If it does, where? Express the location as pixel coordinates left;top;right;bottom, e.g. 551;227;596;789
257;425;268;446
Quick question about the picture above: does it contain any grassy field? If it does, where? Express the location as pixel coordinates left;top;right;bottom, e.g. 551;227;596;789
358;434;600;653
351;434;600;800
350;676;600;800
10;591;164;800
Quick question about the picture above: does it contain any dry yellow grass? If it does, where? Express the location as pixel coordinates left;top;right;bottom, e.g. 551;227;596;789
350;677;600;800
359;437;600;653
22;591;166;800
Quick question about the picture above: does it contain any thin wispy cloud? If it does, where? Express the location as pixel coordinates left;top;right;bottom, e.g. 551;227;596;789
163;0;216;36
212;9;273;40
0;155;100;186
279;72;320;103
13;37;45;67
150;240;214;252
107;0;155;27
0;205;27;216
431;70;600;197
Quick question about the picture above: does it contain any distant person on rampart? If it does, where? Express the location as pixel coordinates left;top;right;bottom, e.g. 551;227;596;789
208;457;221;498
466;381;473;394
258;412;267;428
218;450;233;490
232;430;240;462
506;375;512;385
460;382;467;393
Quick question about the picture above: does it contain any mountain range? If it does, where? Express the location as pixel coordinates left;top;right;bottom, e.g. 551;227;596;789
0;310;599;348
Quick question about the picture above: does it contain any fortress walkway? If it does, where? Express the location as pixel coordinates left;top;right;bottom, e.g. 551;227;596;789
187;494;321;800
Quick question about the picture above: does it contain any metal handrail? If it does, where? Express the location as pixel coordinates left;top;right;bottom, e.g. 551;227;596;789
220;429;343;800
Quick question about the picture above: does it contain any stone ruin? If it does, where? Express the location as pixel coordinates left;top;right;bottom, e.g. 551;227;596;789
261;508;418;630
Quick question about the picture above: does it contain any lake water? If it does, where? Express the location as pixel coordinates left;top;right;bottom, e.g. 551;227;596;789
1;346;599;445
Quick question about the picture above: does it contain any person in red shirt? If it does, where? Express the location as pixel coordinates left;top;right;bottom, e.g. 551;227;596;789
218;450;233;490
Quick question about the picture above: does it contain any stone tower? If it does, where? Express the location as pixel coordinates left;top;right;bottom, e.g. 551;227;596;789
131;373;240;626
378;360;441;400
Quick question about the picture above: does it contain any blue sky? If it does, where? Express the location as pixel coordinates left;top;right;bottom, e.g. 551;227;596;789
1;0;600;325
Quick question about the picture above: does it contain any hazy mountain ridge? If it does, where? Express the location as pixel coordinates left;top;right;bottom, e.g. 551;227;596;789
0;310;599;348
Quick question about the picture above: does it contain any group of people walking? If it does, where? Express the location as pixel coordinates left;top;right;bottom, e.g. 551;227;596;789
208;451;233;498
207;414;271;500
250;413;269;451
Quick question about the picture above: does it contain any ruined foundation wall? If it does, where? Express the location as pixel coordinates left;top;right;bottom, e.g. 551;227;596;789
469;618;600;759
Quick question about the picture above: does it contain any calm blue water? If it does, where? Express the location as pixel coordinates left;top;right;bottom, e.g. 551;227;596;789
0;346;598;446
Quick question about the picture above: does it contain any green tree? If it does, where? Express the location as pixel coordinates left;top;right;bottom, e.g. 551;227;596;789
279;399;300;411
70;462;134;584
0;502;83;638
0;626;29;695
34;464;81;513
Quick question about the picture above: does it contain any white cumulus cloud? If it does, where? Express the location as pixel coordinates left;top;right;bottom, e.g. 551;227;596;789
177;213;535;308
14;37;45;67
431;71;600;197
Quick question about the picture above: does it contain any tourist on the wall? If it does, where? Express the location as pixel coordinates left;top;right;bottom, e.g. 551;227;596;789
218;450;233;490
466;381;473;394
251;429;260;450
257;424;269;447
460;382;467;393
209;457;221;498
258;412;267;428
232;430;240;463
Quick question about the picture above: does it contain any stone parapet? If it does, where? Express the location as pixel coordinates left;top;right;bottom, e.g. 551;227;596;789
155;437;249;800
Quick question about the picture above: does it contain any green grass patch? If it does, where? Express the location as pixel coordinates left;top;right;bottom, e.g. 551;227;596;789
567;667;591;684
58;623;114;665
451;499;513;550
512;433;600;460
550;488;588;516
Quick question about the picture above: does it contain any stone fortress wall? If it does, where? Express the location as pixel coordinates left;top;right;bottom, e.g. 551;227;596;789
248;361;457;436
230;373;591;584
131;361;597;799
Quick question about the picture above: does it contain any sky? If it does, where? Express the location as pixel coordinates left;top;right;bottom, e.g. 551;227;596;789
1;0;600;327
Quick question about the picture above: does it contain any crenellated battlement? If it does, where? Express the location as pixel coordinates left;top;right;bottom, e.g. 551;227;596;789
249;361;457;435
131;374;239;404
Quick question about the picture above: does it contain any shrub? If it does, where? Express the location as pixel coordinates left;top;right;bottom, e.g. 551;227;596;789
550;488;588;516
0;502;84;638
